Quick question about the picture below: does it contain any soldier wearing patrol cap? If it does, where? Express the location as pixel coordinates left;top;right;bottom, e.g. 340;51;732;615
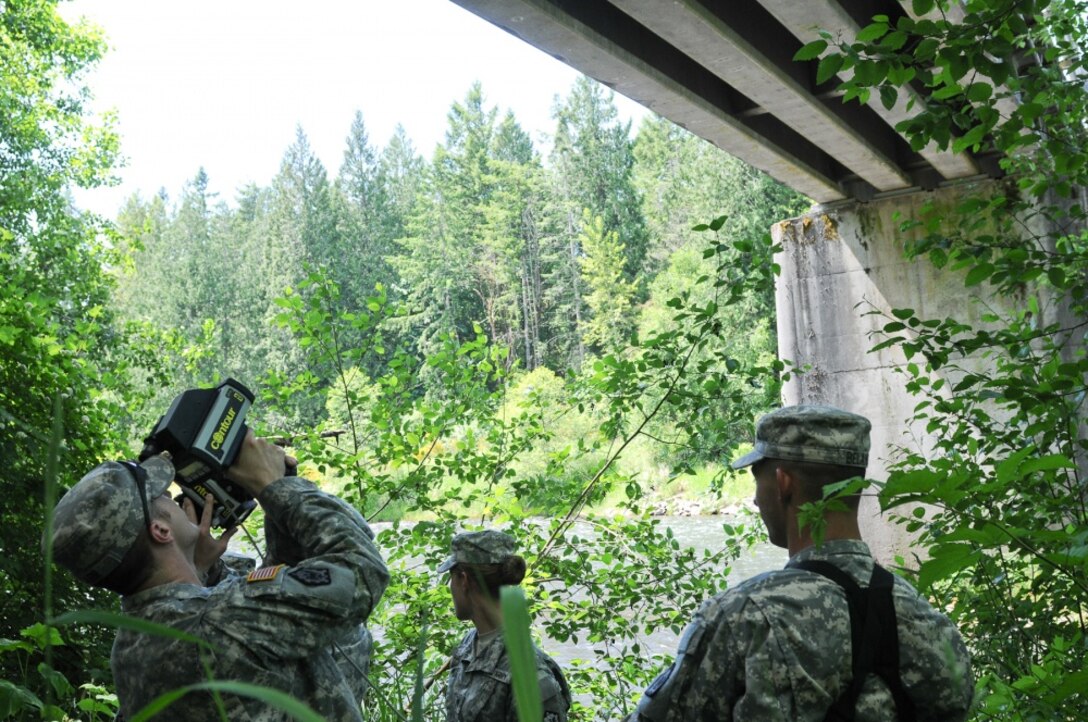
627;405;974;721
47;430;389;721
441;530;571;722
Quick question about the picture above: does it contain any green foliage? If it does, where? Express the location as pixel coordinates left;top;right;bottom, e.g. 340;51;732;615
403;82;494;334
630;119;807;469
636;236;781;470
632;115;808;280
0;623;118;722
0;0;174;706
256;226;771;717
550;77;647;283
813;1;1088;717
541;77;649;371
796;476;869;548
336;110;399;307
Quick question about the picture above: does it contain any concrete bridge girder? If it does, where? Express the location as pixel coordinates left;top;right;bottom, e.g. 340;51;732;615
449;0;1001;203
613;0;912;190
759;0;980;180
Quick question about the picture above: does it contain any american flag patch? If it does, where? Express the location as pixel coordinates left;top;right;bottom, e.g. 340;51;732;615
246;564;284;583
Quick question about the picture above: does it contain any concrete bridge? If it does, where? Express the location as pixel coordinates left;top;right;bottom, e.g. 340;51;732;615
450;0;1025;557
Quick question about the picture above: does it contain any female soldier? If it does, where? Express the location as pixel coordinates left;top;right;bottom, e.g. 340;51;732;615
441;530;571;722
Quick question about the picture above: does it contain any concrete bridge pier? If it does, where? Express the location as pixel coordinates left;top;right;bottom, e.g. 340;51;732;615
771;179;1036;560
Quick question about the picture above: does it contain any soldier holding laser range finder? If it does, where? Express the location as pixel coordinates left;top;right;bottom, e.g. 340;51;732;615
46;378;389;721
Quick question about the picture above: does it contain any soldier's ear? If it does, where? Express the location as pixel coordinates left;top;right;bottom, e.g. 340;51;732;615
774;466;796;506
463;568;485;593
148;518;173;544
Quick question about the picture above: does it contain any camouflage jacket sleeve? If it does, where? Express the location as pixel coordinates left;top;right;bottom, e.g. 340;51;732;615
263;481;375;566
201;476;389;662
627;591;790;722
333;623;375;706
497;654;569;722
537;650;571;722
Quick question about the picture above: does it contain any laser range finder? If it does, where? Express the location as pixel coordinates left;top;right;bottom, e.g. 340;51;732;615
139;378;257;528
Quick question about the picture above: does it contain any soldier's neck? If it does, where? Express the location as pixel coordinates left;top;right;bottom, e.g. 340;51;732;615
788;511;863;557
138;548;203;592
471;600;503;636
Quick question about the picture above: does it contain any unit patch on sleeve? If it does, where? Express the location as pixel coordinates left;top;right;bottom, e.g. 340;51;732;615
246;564;285;583
288;567;332;587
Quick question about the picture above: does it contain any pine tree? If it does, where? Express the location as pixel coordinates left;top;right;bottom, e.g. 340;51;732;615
378;124;425;240
578;212;638;355
270;126;338;274
264;127;340;423
335;111;394;306
541;77;649;371
549;76;647;279
219;182;276;387
393;84;497;353
482;112;547;368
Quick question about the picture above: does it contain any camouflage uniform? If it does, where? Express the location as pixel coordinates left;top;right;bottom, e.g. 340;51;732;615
332;624;375;705
446;627;570;722
264;494;377;704
628;406;973;721
629;539;973;721
49;458;388;721
440;530;571;722
194;509;378;709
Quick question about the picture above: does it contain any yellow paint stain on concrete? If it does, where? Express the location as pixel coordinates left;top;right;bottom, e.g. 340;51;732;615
820;214;839;240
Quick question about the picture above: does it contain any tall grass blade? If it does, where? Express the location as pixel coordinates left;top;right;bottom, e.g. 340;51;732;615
410;619;428;722
42;393;64;710
51;610;215;650
128;680;327;722
501;586;542;722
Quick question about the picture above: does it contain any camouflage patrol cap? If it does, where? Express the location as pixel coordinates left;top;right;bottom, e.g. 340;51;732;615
47;456;174;585
438;530;516;572
731;404;871;469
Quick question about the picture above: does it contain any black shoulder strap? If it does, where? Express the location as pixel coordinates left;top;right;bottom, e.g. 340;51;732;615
794;560;917;722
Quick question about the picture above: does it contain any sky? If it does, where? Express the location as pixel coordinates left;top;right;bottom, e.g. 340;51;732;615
60;0;650;218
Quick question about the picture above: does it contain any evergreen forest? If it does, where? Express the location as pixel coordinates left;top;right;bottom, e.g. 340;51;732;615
4;0;1088;720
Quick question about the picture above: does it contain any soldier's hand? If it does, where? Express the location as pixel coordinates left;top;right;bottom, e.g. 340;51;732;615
184;493;237;576
226;430;290;496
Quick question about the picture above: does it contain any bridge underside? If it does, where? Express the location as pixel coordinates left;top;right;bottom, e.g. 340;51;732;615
449;0;1001;204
